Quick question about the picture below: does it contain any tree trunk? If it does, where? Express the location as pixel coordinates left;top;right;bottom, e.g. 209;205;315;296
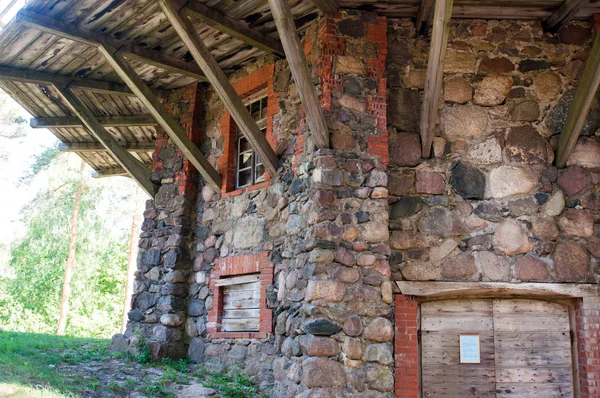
121;187;142;333
56;160;85;336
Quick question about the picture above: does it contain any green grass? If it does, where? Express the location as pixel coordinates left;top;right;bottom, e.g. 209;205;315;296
0;330;106;396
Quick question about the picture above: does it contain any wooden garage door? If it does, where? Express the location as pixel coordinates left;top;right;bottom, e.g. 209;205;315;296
421;299;574;398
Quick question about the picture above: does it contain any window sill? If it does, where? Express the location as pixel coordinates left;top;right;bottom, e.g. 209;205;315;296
221;181;270;198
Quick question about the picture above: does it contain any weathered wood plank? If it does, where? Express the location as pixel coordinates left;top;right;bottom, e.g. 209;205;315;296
310;0;339;14
222;308;260;319
58;142;154;153
496;383;573;398
0;65;159;97
396;281;599;298
420;0;453;158
556;22;600;167
221;318;260;332
31;115;157;128
91;167;130;178
98;47;222;191
15;9;207;82
416;0;435;35
268;0;330;149
158;0;279;177
544;0;587;31
56;87;155;197
214;275;261;287
183;0;285;57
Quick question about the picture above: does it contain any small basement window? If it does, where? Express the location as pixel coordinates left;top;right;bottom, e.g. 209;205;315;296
214;274;261;332
236;93;268;189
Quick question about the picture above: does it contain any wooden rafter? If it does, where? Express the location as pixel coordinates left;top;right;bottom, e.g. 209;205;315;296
556;26;600;168
416;0;436;36
183;1;285;57
55;86;156;197
31;115;157;129
0;66;169;97
58;142;155;153
420;0;453;158
97;45;222;191
158;0;279;177
310;0;339;13
544;0;588;32
267;0;330;149
15;10;207;82
91;167;130;178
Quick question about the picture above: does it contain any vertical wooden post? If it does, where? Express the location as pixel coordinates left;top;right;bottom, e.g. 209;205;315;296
556;25;600;168
420;0;453;158
267;0;330;149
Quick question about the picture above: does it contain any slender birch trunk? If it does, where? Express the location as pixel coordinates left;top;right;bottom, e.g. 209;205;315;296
57;161;85;336
121;187;142;333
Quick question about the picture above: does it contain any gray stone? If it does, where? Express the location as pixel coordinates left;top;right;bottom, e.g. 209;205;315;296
344;315;363;337
444;77;472;104
188;337;206;363
390;196;423;219
493;220;532;256
363;344;393;365
388;89;421;132
188;300;206;317
451;162;486;200
128;309;145;322
363;318;393;342
473;75;512;106
304;319;342;336
547;89;600;137
418;207;461;237
135;292;157;311
441;253;478;281
302;358;347;389
177;384;216;398
509;100;540;122
508;197;539;216
567;137;600;169
541;190;565;217
476;251;511;281
441;105;489;142
467;138;502;165
234;216;265;249
285;214;307;236
487;166;538;199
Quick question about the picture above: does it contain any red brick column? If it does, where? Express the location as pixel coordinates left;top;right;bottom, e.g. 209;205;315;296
576;296;600;397
395;294;419;398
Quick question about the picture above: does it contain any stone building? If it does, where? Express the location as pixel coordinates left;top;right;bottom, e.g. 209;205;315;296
1;0;599;396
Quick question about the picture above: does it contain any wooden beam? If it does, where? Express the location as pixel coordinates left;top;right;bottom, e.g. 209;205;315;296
91;167;130;178
97;46;222;191
267;0;330;149
0;66;169;97
58;142;155;153
556;27;600;168
416;0;435;36
420;0;453;158
31;115;157;129
55;87;156;197
183;1;285;57
158;0;279;177
310;0;339;13
544;0;587;32
396;281;599;299
15;10;207;82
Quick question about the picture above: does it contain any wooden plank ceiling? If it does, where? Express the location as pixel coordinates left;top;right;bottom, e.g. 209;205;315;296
0;0;600;181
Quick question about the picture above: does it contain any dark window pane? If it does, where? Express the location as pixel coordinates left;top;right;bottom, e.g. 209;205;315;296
261;97;268;118
255;164;266;183
239;152;253;169
238;137;251;153
238;168;252;188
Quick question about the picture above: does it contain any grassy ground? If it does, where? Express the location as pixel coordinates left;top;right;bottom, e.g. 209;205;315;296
0;330;261;398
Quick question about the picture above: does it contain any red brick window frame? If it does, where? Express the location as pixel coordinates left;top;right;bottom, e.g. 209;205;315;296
207;253;273;339
218;65;278;198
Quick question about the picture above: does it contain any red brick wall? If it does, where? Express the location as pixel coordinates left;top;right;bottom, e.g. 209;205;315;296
207;252;273;339
394;294;419;398
576;296;600;397
317;14;389;168
152;83;204;198
218;65;278;197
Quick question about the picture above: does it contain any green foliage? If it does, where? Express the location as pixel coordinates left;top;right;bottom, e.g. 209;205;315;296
194;365;260;398
133;331;153;365
28;145;61;178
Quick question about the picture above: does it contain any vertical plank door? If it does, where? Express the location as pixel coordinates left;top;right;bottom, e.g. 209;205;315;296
421;299;497;397
493;299;574;398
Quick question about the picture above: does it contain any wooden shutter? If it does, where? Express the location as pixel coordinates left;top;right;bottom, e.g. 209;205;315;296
494;299;574;398
217;274;261;332
420;298;575;398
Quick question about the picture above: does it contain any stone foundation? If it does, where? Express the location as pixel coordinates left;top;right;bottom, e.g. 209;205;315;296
111;12;600;398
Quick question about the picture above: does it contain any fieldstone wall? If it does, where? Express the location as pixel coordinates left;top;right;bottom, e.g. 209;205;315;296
387;19;600;285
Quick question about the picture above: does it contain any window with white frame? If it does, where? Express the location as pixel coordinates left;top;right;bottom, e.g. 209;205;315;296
236;92;268;189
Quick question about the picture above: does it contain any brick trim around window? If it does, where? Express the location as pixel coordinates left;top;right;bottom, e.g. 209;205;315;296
218;65;278;197
207;252;274;339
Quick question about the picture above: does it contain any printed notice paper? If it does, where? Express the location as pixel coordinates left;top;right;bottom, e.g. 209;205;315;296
459;334;480;364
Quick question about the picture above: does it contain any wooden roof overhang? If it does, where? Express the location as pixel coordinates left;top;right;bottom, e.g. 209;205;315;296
0;0;599;196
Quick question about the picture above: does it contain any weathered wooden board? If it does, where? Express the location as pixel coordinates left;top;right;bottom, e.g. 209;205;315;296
221;279;261;332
